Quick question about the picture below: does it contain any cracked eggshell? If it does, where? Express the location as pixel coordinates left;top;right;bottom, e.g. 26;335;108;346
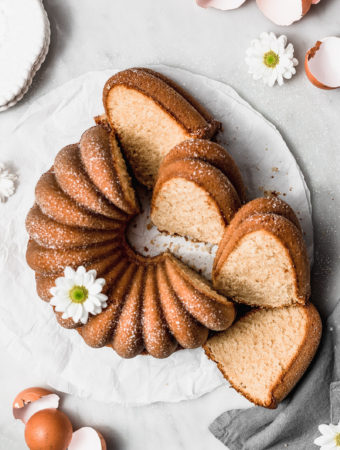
256;0;319;26
305;37;340;89
25;408;73;450
196;0;247;10
13;387;60;424
69;427;107;450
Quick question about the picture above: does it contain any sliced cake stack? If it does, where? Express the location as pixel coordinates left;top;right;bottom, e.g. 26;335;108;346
204;197;321;408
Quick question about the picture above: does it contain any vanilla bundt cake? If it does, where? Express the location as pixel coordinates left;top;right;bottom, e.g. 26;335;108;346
103;68;221;188
26;124;236;359
151;139;246;244
212;197;310;308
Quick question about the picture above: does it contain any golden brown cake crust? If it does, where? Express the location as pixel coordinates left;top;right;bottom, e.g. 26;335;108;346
152;158;241;227
103;68;220;139
165;255;236;331
35;170;118;230
157;261;209;349
203;303;322;408
79;125;139;215
26;238;122;274
27;117;236;358
270;303;322;407
142;264;178;358
26;204;121;250
213;213;311;306
35;252;125;302
54;143;128;221
160;139;246;203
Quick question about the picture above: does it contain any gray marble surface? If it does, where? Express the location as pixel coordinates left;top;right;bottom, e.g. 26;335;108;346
0;0;340;448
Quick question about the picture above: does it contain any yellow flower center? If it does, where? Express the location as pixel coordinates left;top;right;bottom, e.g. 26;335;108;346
263;50;280;68
335;433;340;446
69;285;88;304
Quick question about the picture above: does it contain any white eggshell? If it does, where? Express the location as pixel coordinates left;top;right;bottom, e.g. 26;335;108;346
68;427;107;450
13;392;60;424
196;0;247;10
256;0;309;26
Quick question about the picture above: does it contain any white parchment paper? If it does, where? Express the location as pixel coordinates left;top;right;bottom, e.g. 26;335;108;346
0;66;313;405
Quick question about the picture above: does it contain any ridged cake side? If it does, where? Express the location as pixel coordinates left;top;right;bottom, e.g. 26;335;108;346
26;122;236;359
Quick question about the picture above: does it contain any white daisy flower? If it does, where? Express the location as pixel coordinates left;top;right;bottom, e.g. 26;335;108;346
50;266;108;325
314;422;340;449
0;162;17;202
245;32;298;87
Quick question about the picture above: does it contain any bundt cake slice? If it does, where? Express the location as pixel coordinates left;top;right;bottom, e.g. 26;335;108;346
204;303;322;408
103;68;220;188
26;123;236;359
151;139;244;244
213;198;310;308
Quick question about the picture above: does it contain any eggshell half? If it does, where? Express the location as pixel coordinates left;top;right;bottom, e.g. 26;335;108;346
68;427;107;450
305;37;340;89
196;0;247;10
13;387;60;424
24;408;73;450
256;0;317;25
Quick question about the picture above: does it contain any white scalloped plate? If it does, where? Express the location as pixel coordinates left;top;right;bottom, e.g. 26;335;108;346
0;0;50;111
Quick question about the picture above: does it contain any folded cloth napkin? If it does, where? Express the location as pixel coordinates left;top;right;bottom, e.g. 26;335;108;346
209;301;340;449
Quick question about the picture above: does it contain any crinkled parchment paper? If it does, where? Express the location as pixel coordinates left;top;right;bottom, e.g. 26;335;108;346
0;66;312;405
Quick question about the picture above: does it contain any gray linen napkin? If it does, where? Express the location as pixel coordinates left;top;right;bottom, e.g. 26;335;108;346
209;301;340;449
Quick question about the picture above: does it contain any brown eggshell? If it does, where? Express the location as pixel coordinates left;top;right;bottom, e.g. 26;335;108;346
13;387;60;424
24;408;73;450
305;37;340;89
68;427;107;450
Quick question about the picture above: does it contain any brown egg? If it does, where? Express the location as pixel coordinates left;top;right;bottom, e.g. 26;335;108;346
24;408;73;450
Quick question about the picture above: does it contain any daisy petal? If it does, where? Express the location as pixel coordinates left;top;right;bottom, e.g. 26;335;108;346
314;435;335;446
